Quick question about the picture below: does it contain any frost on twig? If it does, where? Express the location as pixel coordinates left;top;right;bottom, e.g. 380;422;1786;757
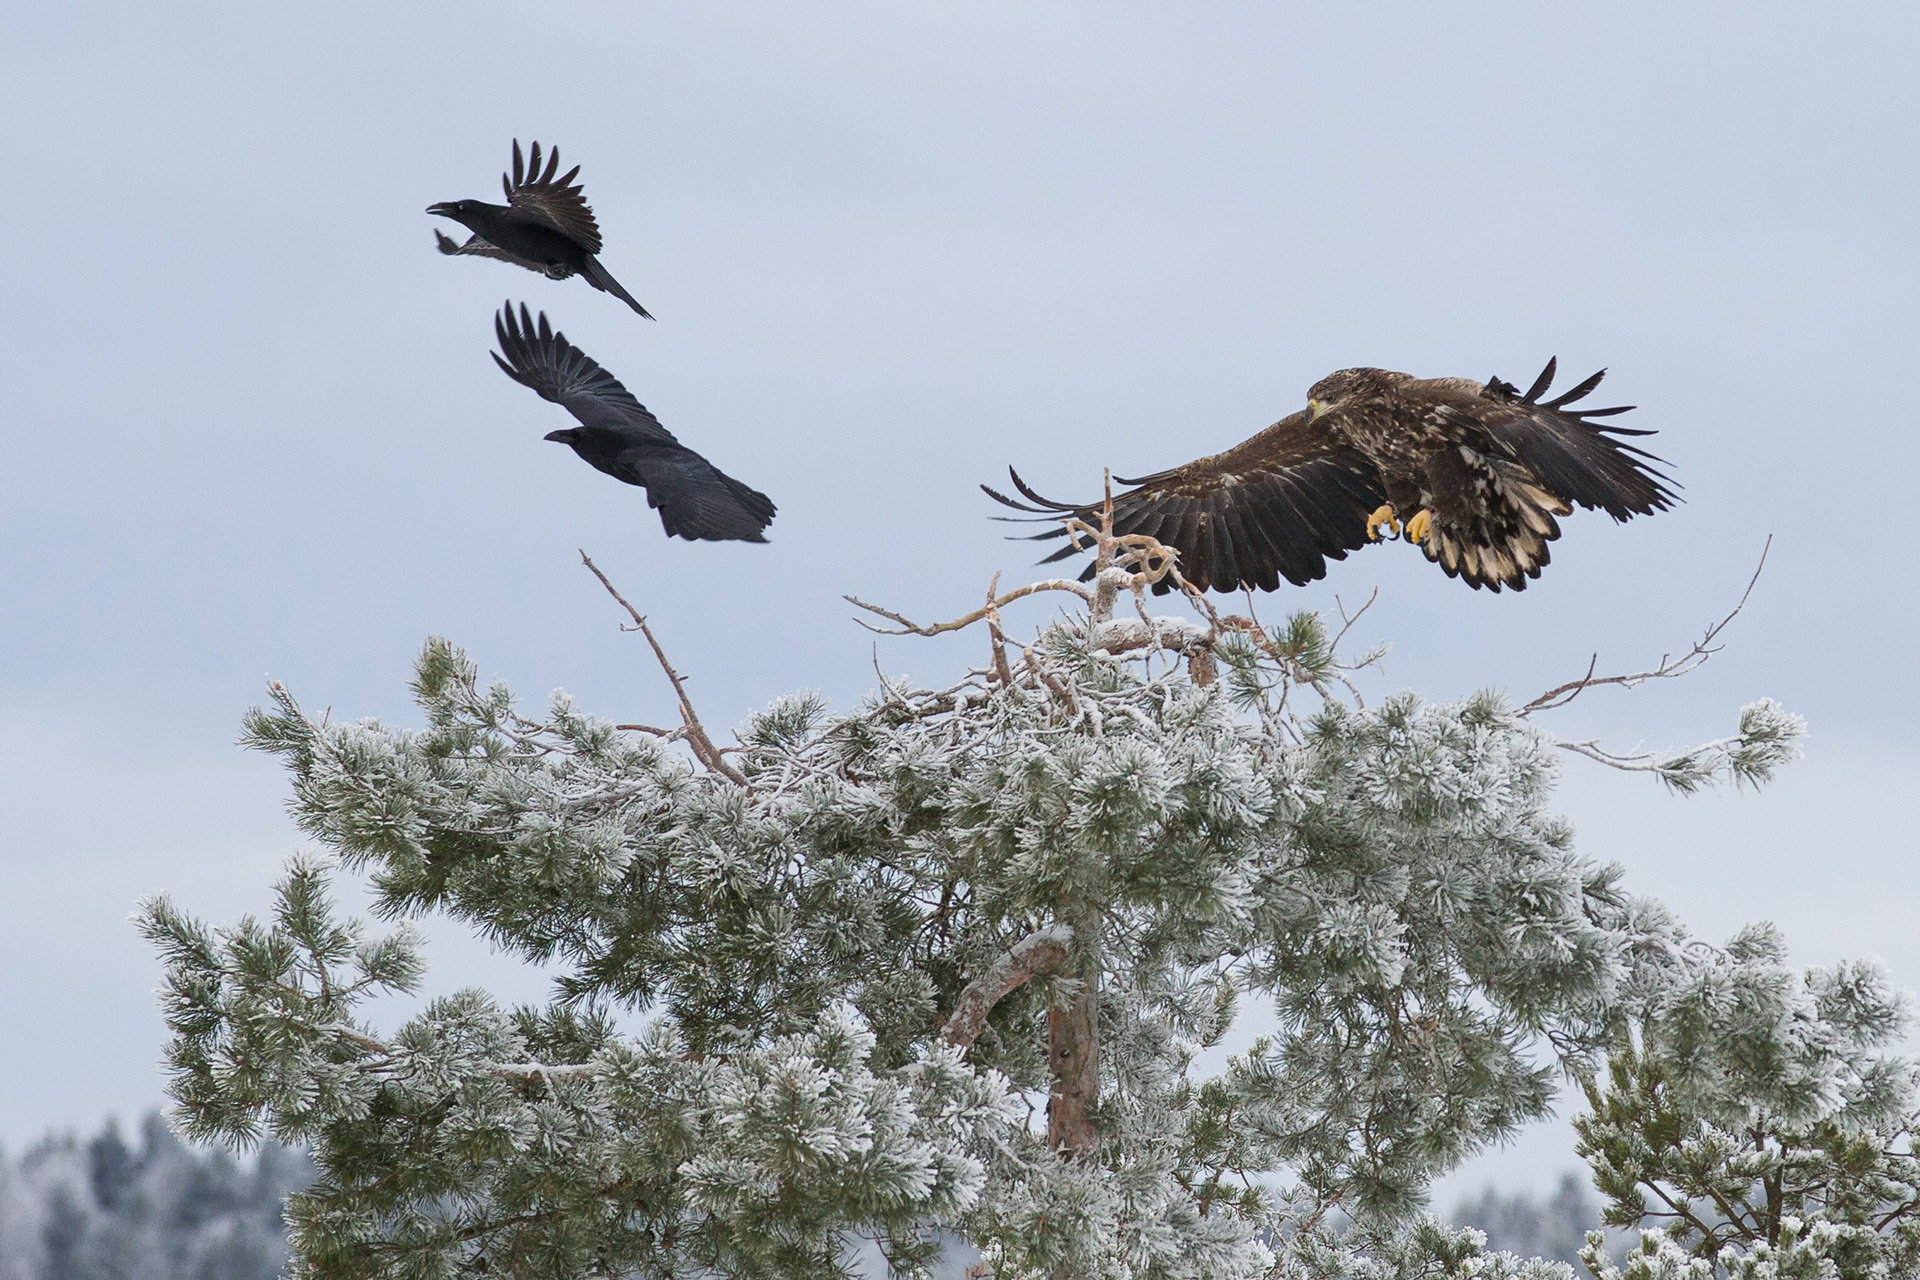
1555;697;1806;794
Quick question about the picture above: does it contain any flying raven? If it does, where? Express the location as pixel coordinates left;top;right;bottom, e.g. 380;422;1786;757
430;141;653;319
988;359;1675;593
492;304;776;543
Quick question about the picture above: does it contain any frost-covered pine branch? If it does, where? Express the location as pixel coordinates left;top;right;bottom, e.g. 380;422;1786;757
1552;698;1806;794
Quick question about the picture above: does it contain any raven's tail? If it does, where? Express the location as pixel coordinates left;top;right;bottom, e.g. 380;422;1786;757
581;256;654;320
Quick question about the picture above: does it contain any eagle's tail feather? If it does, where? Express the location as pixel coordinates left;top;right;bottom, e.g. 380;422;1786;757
1423;459;1566;592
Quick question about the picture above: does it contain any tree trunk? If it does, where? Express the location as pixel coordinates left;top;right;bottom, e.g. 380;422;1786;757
1046;967;1099;1159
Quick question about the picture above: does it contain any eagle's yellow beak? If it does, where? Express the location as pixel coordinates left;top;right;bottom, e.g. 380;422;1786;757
1305;398;1325;425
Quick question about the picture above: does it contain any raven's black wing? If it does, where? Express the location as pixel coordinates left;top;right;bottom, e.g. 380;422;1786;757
491;303;674;441
435;229;555;275
502;139;602;253
986;411;1385;594
607;443;778;542
491;304;775;543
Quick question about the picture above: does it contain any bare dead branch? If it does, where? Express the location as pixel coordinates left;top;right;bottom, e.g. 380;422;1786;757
982;571;1016;686
579;551;747;785
1087;615;1215;658
846;578;1096;637
614;723;683;739
941;923;1076;1050
852;482;1197;653
1519;537;1771;718
1090;471;1120;622
850;491;1384;718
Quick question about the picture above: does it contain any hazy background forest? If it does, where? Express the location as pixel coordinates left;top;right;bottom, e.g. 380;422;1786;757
3;0;1916;1272
0;1116;1605;1278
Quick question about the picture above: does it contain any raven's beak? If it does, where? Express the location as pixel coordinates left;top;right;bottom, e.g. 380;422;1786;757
425;202;459;218
543;429;572;444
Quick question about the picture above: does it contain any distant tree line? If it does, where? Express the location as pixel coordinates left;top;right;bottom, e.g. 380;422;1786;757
0;1107;1615;1279
0;1112;312;1280
1452;1174;1617;1270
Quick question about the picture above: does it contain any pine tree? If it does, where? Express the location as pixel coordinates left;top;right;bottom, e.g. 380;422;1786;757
141;520;1825;1280
1575;927;1920;1279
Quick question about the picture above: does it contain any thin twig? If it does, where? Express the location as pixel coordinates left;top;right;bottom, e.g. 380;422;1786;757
982;571;1016;686
1518;537;1771;718
1329;587;1380;654
1091;470;1118;622
1552;735;1738;774
579;551;747;785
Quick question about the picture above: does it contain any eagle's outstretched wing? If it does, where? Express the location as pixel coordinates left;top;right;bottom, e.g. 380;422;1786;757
1477;358;1677;520
501;139;603;254
985;412;1385;593
1394;359;1679;592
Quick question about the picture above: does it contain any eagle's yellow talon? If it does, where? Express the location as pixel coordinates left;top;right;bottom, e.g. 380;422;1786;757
1367;503;1400;541
1405;509;1433;545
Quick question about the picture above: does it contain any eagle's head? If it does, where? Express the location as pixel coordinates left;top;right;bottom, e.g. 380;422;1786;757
1304;367;1401;423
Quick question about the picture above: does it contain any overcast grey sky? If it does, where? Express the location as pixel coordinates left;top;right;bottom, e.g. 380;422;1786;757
3;2;1916;1196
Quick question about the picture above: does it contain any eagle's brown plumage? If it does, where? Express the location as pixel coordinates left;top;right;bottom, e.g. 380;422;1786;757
986;359;1676;593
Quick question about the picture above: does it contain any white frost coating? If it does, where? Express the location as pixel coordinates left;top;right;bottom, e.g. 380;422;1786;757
1087;615;1212;654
